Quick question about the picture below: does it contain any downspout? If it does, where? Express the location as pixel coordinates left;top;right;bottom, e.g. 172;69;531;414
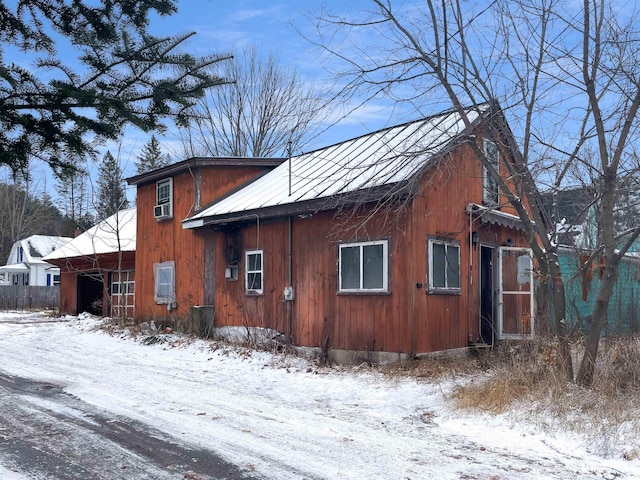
288;216;294;343
286;141;294;343
468;210;473;344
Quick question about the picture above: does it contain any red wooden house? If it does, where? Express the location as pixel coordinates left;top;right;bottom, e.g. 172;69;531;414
178;104;536;362
126;157;284;329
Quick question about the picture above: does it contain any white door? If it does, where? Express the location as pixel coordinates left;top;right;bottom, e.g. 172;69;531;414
497;247;534;339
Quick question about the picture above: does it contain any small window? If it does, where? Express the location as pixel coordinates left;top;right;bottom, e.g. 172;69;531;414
339;240;388;292
156;178;173;218
154;261;175;304
482;138;500;206
46;273;60;287
245;250;263;294
17;246;24;263
428;239;460;293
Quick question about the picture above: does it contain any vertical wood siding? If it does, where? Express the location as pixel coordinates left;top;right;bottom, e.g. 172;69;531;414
211;138;532;355
134;166;267;323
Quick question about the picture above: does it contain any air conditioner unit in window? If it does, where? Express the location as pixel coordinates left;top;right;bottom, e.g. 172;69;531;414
153;204;171;220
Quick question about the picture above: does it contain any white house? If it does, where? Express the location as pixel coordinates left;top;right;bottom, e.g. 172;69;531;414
0;235;73;286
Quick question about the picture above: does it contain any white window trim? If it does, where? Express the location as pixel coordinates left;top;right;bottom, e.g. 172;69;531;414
156;177;173;218
427;238;461;294
338;240;389;293
111;271;135;318
154;261;175;304
245;250;264;294
482;138;500;206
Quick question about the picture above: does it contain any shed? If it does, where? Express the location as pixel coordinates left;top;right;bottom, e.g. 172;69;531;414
45;209;136;317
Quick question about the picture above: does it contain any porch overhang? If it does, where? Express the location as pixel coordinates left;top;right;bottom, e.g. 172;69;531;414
0;263;30;273
466;203;531;232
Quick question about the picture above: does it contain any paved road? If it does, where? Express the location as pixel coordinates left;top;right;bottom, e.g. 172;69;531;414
0;372;257;479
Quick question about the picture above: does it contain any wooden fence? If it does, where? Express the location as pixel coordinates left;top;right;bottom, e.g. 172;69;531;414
0;285;59;311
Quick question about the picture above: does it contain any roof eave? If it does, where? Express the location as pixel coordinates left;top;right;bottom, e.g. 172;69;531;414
126;156;286;186
184;182;417;230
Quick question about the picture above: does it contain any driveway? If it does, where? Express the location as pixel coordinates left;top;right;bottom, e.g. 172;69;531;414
0;372;255;479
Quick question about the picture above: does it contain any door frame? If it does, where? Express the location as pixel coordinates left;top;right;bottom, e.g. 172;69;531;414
497;246;535;340
479;244;496;344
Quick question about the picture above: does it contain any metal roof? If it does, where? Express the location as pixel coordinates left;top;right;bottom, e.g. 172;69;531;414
184;105;489;229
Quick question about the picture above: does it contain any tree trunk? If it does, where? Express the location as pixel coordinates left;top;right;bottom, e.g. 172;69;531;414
547;251;574;381
576;259;619;386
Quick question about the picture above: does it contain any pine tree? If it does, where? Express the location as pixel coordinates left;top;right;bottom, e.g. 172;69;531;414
56;166;91;224
135;135;172;174
0;1;228;175
96;151;129;220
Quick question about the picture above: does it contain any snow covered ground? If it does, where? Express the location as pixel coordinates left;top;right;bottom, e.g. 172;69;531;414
0;311;638;479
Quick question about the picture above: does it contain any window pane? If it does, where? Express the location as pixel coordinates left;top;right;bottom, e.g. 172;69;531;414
157;267;172;297
362;244;384;289
483;139;499;205
432;243;445;287
446;245;460;288
156;180;171;205
341;246;360;289
247;253;261;271
247;272;262;290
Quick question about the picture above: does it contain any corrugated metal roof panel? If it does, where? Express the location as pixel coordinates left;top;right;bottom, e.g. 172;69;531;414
186;105;487;225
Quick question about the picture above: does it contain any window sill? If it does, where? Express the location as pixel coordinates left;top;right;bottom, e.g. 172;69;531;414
337;290;391;296
245;291;264;297
427;289;462;296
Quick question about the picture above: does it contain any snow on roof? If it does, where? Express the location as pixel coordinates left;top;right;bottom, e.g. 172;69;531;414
16;235;73;263
44;209;136;261
0;263;30;273
184;105;488;228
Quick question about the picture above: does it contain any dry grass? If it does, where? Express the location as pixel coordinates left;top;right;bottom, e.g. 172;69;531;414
448;336;640;457
379;354;481;380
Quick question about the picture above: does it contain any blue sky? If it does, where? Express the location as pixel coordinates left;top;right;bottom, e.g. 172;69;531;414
114;0;398;178
3;1;403;201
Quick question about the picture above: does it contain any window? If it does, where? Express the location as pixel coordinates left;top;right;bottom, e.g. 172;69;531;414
111;271;135;318
46;273;60;286
154;261;175;304
17;246;24;262
339;240;388;292
156;178;173;218
428;239;460;293
482;138;500;206
245;250;263;294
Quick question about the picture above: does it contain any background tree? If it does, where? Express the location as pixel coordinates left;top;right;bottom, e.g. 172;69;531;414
0;172;71;262
95;151;129;220
315;0;640;385
179;46;325;158
0;0;230;176
135;135;173;174
56;163;94;230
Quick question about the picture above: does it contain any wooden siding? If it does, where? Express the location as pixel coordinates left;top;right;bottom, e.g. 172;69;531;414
54;252;135;316
134;165;270;324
